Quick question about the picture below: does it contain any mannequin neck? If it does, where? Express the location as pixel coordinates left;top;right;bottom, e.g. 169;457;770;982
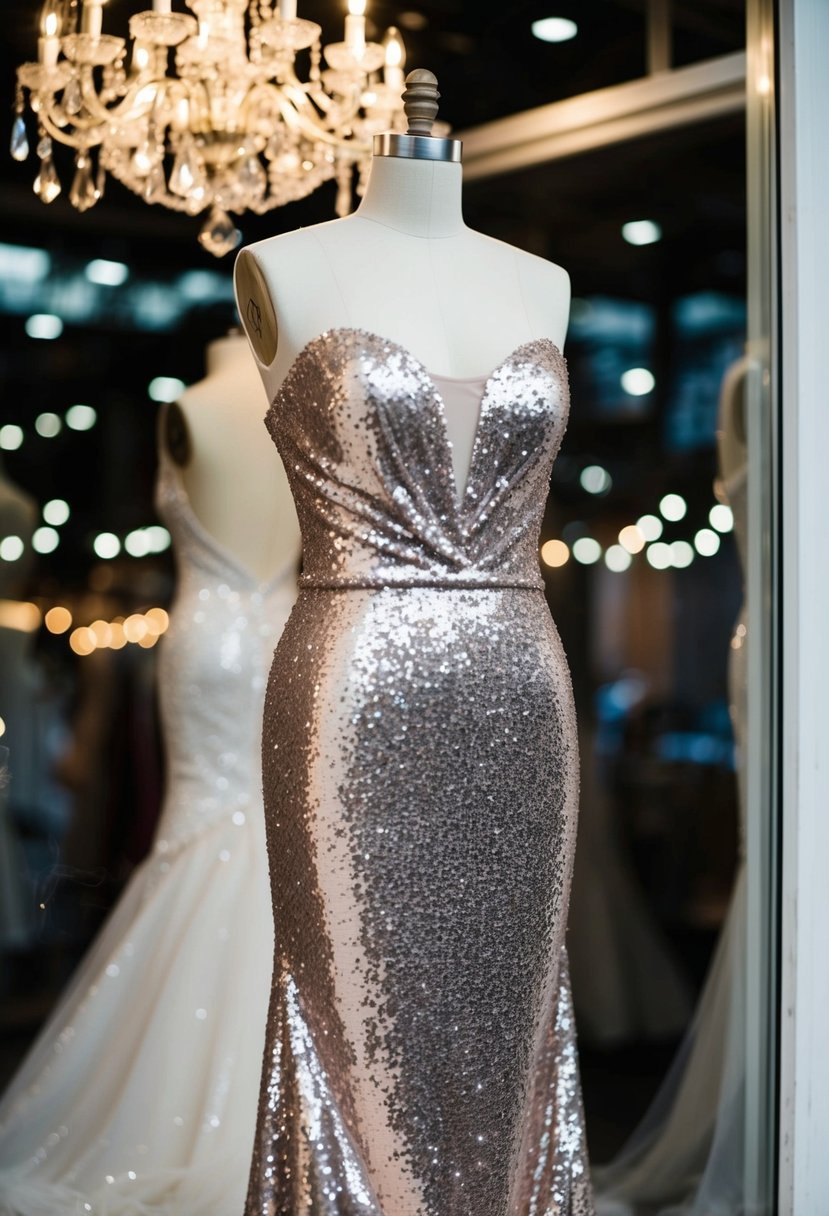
205;333;246;376
355;154;465;238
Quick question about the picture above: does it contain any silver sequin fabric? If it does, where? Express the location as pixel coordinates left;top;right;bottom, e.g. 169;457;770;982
247;328;594;1216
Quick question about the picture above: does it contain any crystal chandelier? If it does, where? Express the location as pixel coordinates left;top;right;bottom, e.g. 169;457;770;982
11;0;407;255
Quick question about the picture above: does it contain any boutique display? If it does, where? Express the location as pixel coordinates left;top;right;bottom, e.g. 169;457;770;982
0;347;299;1216
237;72;594;1216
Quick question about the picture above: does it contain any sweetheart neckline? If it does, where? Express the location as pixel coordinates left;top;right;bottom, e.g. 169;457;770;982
271;326;564;400
269;326;567;510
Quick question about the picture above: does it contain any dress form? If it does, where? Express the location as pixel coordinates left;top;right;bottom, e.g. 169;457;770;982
166;332;300;583
234;70;570;493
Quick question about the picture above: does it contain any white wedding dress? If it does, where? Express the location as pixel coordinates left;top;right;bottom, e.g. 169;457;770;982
0;446;297;1216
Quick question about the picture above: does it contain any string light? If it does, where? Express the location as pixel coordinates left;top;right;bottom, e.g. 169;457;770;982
43;499;70;525
65;404;97;431
25;313;63;340
93;532;121;559
621;368;655;396
0;537;25;562
540;492;732;577
622;220;662;246
709;504;734;533
618;525;645;554
85;259;129;287
695;528;721;557
636;514;663;541
540;539;569;568
148;376;186;403
670;540;695;569
572;537;602;565
580;465;612;495
32;526;59;554
605;544;632;572
659;493;687;522
646;542;673;570
45;606;72;633
0;600;41;631
35;412;62;438
61;606;170;655
0;424;24;451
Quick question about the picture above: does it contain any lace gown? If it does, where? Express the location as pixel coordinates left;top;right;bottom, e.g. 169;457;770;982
246;328;594;1216
0;449;297;1216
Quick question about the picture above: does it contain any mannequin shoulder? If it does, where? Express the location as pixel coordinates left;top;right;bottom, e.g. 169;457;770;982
234;220;345;365
465;230;571;344
516;253;571;346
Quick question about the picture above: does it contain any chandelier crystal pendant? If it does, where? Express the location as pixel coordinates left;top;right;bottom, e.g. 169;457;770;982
12;0;408;255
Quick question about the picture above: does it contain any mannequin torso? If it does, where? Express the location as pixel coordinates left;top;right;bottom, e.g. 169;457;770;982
165;333;300;583
235;154;570;492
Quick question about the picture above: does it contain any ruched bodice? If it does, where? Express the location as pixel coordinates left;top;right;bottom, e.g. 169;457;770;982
267;328;569;590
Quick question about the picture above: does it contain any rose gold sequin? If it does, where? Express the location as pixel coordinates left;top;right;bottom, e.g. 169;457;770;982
247;329;593;1216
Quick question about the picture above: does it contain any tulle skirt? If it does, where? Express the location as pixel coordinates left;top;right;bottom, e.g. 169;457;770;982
0;801;272;1216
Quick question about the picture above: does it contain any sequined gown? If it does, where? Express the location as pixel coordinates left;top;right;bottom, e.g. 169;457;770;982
0;449;297;1216
247;328;593;1215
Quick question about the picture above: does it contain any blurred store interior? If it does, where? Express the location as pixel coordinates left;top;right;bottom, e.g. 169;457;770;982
0;0;748;1170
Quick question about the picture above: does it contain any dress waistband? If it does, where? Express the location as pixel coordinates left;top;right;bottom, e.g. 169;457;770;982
299;576;544;592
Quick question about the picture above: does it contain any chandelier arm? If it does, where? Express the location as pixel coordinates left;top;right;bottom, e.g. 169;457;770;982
305;81;371;131
38;107;106;148
73;72;164;130
258;79;369;150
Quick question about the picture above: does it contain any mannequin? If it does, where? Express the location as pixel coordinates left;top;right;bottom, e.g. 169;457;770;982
234;70;593;1216
235;70;570;495
165;330;300;582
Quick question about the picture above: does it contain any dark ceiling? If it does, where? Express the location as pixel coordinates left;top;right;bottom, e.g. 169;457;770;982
0;0;745;265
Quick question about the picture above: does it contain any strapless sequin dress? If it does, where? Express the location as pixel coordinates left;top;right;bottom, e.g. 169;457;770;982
247;328;594;1216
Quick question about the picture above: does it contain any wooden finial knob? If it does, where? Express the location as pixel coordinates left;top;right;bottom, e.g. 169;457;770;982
402;69;440;137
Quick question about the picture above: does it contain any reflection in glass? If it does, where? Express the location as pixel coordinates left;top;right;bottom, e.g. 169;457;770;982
595;360;750;1214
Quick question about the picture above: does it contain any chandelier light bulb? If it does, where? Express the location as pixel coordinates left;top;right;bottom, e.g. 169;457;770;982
383;26;405;92
40;3;61;39
385;29;404;66
345;0;367;58
38;2;62;69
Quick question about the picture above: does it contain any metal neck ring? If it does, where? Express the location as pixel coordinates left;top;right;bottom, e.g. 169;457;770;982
372;133;463;163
